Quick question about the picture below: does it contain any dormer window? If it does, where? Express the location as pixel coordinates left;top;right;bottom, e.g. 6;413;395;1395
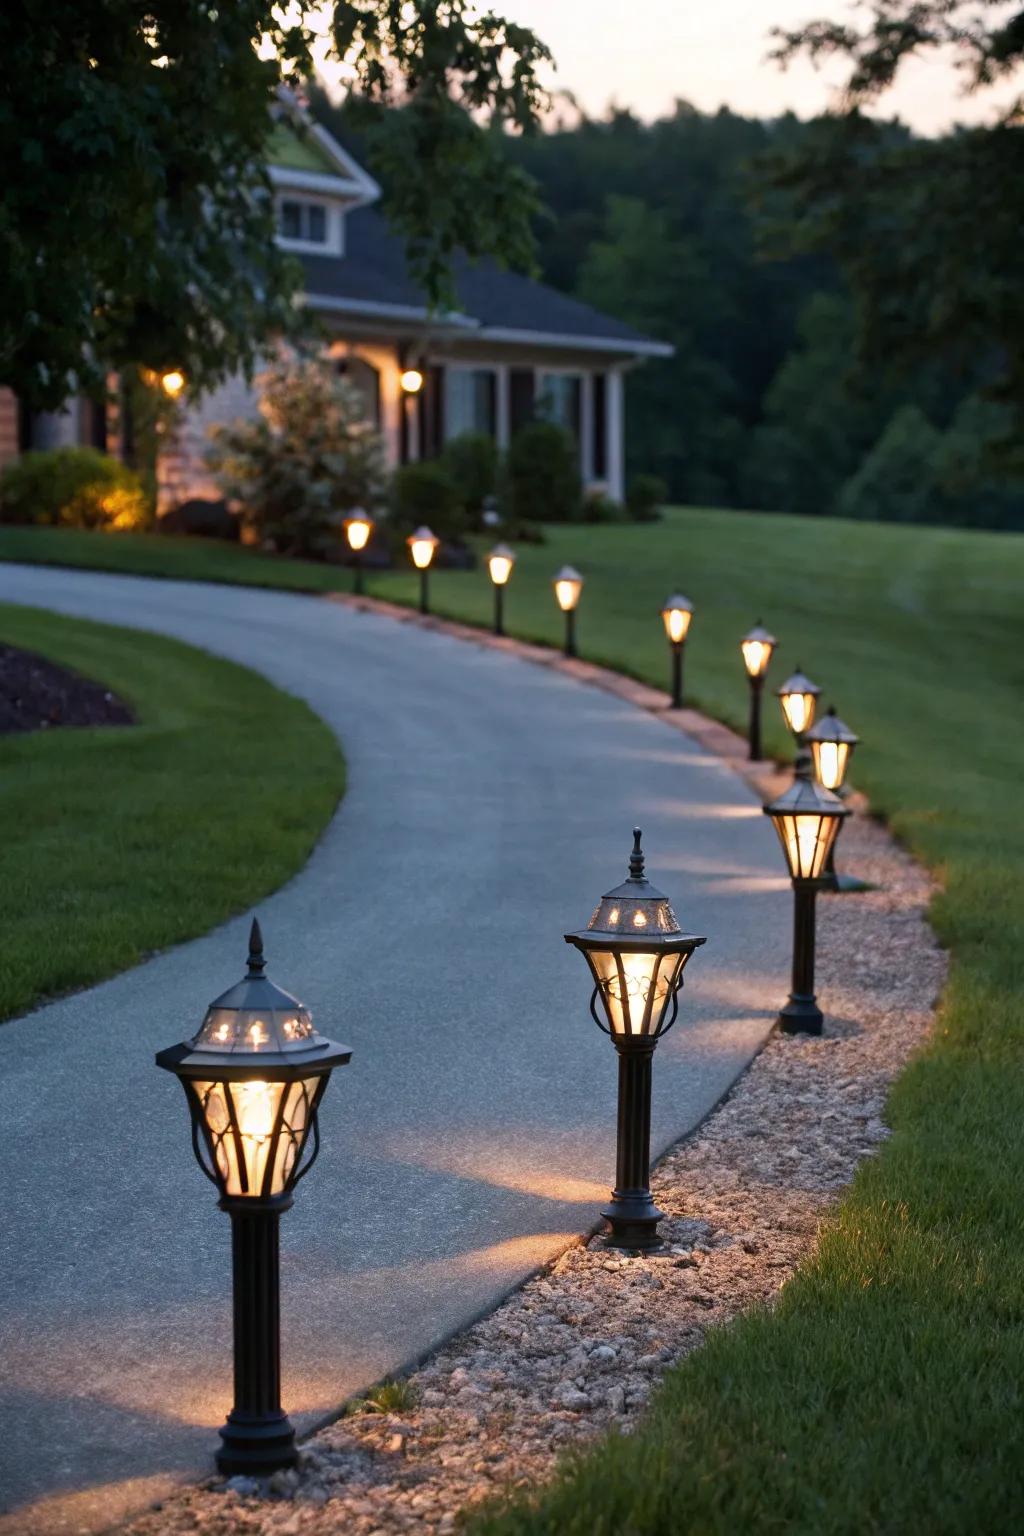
278;199;328;245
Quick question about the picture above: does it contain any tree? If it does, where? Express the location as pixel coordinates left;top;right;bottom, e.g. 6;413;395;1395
769;3;1024;417
837;405;943;525
0;2;550;410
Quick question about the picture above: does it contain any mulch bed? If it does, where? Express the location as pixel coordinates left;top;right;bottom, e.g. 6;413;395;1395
0;644;134;734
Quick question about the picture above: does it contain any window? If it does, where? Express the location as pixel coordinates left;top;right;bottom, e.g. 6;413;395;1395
335;355;380;426
277;199;329;245
446;368;496;439
537;373;582;441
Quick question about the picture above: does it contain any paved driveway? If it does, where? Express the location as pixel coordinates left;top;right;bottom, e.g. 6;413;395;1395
0;566;789;1533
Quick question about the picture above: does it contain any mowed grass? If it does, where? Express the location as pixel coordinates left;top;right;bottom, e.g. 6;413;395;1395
5;511;1024;1524
0;603;343;1021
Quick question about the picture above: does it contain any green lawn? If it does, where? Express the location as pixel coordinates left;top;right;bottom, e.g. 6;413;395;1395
3;511;1023;1525
0;603;343;1021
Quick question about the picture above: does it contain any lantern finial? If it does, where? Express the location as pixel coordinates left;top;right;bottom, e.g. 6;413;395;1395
247;918;266;976
629;828;645;881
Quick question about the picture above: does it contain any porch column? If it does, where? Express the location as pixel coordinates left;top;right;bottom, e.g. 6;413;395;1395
495;365;511;451
580;373;595;488
606;368;625;501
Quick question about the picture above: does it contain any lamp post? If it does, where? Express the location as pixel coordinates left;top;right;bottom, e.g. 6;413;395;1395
776;666;821;748
763;763;849;1034
740;621;776;760
553;565;583;658
487;543;515;636
344;510;374;596
806;706;864;892
564;829;706;1249
408;525;439;615
660;594;693;709
156;920;351;1475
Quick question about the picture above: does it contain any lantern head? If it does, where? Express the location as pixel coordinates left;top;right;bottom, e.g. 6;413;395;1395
400;368;424;394
565;830;706;1042
661;594;693;646
487;544;515;587
344;511;374;552
741;621;776;680
805;706;859;792
408;526;439;570
553;565;583;613
764;762;849;884
776;666;821;738
160;369;186;399
156;920;351;1204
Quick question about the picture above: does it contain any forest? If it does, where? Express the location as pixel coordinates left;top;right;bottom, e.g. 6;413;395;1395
316;90;1024;531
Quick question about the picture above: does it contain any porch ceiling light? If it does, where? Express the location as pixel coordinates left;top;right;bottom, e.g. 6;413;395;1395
400;368;424;394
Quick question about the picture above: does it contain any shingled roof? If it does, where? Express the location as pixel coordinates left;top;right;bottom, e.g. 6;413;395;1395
299;206;671;357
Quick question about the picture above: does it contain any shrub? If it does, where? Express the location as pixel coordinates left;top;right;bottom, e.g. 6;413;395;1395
441;432;497;521
207;354;387;558
626;472;668;522
503;421;581;523
582;486;626;523
0;447;148;531
389;460;468;544
158;498;240;541
837;406;943;525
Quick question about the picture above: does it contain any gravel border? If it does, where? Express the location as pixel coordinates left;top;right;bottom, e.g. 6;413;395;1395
119;603;947;1536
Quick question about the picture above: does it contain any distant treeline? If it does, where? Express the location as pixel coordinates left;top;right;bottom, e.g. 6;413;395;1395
314;92;1024;531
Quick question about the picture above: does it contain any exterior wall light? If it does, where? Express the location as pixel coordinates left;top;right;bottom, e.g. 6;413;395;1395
407;525;439;615
565;829;706;1249
806;706;864;892
776;666;821;746
156;920;351;1475
487;544;515;636
763;761;849;1034
400;368;424;394
344;510;374;596
160;369;186;399
740;621;776;760
553;566;584;657
660;594;693;709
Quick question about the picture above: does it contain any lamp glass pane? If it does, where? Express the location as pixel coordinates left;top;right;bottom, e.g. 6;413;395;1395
194;1076;321;1197
410;538;436;569
587;949;683;1037
741;638;771;678
489;554;513;586
813;739;850;791
663;608;691;644
781;690;816;735
555;578;581;612
346;519;371;551
772;810;840;881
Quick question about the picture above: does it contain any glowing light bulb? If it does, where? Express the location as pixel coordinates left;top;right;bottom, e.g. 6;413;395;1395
488;552;514;586
742;639;770;677
345;515;372;552
237;1080;274;1142
400;368;424;394
160;370;185;398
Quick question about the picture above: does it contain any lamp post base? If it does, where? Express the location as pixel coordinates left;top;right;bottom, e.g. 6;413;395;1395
217;1410;298;1476
777;994;823;1036
829;869;872;894
602;1189;666;1251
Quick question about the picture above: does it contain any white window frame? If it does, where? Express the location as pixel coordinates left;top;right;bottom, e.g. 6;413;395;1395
275;194;344;256
444;364;499;441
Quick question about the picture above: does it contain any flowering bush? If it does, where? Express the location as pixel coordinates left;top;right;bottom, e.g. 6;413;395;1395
0;448;148;531
207;354;387;558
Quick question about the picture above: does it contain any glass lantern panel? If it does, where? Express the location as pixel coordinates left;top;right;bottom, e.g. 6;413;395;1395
555;578;581;612
587;949;683;1037
781;691;816;735
410;539;436;569
194;1005;317;1054
772;811;839;881
489;554;513;586
741;638;771;678
812;739;850;791
193;1076;321;1197
346;519;371;551
663;608;691;644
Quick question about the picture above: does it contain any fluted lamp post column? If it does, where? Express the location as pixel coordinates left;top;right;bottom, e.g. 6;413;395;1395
740;621;776;760
660;594;693;709
806;706;865;893
565;830;706;1249
408;525;439;615
776;666;821;749
344;510;374;596
156;920;352;1475
487;543;515;636
553;565;583;657
764;764;849;1034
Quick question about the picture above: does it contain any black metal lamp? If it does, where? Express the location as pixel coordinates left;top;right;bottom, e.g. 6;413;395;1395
763;763;849;1034
740;621;776;760
660;594;693;709
806;706;864;892
156;921;352;1476
553;565;583;657
776;666;821;747
344;510;374;596
407;525;439;615
487;544;515;636
565;830;706;1249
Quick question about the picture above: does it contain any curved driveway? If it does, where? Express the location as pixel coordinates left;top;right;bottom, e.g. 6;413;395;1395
0;565;789;1533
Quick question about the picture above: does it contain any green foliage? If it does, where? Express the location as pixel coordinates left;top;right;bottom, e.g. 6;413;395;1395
625;474;667;522
503;421;581;524
580;487;624;523
0;602;342;1021
441;432;498;519
390;460;467;543
360;1379;419;1414
837;406;943;524
207;354;387;559
0;448;148;532
1;3;550;408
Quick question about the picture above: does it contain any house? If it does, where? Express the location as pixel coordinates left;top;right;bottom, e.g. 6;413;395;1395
2;96;672;507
